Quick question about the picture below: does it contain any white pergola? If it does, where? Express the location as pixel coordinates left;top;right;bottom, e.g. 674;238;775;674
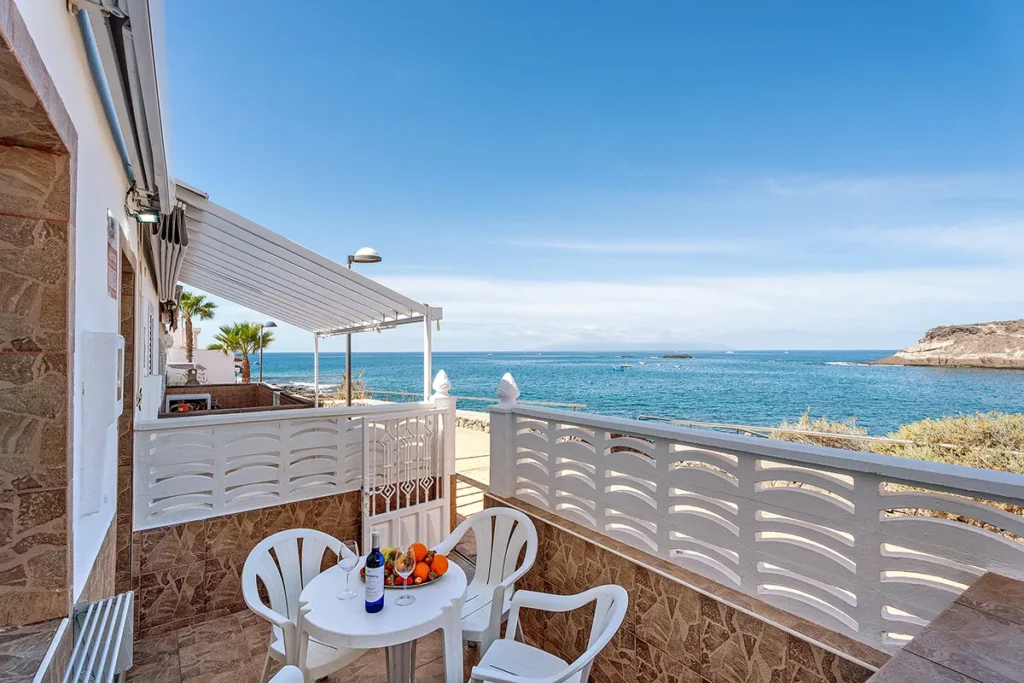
173;183;442;404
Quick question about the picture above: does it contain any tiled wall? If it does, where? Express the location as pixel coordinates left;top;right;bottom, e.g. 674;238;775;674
0;8;76;629
80;517;116;603
132;490;361;636
115;255;135;594
486;493;882;683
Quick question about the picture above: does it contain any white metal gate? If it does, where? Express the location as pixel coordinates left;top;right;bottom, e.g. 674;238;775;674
361;406;450;550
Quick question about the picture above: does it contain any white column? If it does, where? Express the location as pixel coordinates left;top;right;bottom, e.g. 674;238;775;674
423;305;433;400
313;332;320;408
489;372;520;498
431;370;456;535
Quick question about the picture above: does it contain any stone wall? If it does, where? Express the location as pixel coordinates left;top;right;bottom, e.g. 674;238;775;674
115;255;135;594
0;8;76;628
132;490;361;636
485;492;885;683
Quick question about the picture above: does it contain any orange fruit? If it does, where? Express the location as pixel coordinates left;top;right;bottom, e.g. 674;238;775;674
410;542;429;563
430;554;449;576
413;562;431;581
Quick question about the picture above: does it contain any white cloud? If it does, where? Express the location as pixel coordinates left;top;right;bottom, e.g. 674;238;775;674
843;221;1024;255
379;264;1024;351
762;172;1024;202
497;240;745;254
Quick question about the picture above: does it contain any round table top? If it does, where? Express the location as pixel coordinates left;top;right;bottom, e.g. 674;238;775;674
300;559;468;644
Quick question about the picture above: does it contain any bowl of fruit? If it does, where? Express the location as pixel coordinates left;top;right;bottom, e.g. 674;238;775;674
360;542;450;588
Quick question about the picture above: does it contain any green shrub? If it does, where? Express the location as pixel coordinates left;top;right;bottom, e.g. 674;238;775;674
769;411;1024;535
770;410;1024;475
770;409;874;451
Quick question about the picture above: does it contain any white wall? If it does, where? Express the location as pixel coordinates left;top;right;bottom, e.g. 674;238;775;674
135;252;163;421
13;0;159;600
167;348;238;385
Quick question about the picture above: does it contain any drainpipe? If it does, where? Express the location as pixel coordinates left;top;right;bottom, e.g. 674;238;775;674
75;9;134;181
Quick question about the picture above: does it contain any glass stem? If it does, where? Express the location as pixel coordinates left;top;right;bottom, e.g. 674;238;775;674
346;571;351;592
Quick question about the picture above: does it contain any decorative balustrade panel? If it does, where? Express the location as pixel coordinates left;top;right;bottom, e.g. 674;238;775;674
362;408;451;549
134;403;445;530
495;405;1024;653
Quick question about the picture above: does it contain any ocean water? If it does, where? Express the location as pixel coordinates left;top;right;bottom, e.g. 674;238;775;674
258;350;1024;435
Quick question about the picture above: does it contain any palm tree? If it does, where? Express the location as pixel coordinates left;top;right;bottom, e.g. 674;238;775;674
179;291;217;363
207;322;274;383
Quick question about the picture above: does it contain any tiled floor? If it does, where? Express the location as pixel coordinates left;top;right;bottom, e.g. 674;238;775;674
128;611;483;683
129;555;480;683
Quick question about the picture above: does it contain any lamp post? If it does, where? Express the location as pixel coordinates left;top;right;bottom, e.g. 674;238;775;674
258;321;277;383
346;247;382;406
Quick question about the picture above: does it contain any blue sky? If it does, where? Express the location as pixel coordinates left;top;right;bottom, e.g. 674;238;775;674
166;1;1024;352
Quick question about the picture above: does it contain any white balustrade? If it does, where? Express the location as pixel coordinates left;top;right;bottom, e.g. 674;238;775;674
134;400;449;530
488;374;1024;653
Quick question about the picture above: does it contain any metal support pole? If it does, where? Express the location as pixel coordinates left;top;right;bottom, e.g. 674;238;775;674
423;305;432;400
346;332;352;407
258;324;264;384
313;333;320;408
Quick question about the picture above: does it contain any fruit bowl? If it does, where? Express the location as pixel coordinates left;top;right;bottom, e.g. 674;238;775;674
359;543;451;589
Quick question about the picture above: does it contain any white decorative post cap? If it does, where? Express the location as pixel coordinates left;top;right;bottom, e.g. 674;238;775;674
496;372;519;406
431;369;451;397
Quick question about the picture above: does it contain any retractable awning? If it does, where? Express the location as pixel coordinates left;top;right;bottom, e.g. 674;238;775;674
173;182;442;403
174;183;442;336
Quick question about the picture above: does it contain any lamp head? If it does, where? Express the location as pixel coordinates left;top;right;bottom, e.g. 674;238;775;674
349;247;382;264
136;209;160;224
262;321;278;328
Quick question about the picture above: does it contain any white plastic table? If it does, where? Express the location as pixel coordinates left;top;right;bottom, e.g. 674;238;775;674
298;559;467;683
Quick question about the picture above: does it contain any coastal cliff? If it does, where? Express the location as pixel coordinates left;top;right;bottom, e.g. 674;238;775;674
874;320;1024;369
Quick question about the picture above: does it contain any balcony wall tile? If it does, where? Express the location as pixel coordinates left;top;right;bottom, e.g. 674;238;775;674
486;492;886;683
635;638;704;683
634;563;702;676
137;561;206;632
138;521;206;574
133;490;361;631
700;596;787;683
785;636;872;683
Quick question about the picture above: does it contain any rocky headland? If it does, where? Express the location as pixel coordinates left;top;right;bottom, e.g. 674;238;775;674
873;320;1024;369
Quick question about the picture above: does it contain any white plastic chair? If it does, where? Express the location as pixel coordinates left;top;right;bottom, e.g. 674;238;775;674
242;529;366;683
433;508;538;653
268;665;303;683
469;585;629;683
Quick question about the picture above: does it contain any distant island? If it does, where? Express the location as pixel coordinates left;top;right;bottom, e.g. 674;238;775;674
873;319;1024;369
661;353;693;359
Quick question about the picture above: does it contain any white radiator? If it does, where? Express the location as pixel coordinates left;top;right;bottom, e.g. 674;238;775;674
63;592;134;682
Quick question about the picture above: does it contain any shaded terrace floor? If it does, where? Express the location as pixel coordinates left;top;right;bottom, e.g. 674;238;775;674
129;556;480;683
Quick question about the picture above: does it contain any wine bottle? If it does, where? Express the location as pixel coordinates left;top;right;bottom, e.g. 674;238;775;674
364;530;385;613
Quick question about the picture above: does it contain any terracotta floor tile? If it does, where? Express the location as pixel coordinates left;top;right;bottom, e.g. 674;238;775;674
125;652;182;683
177;614;244;648
178;616;252;681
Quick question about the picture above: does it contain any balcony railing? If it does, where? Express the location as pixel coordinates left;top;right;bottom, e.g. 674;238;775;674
488;378;1024;653
133;400;450;531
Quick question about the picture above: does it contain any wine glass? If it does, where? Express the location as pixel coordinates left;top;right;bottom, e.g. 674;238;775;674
394;546;417;606
337;540;359;600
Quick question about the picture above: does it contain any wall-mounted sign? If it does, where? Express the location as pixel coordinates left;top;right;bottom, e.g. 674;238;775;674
106;213;119;299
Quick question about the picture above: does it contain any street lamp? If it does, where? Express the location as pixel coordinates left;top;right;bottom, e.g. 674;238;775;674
346;247;382;405
259;321;277;383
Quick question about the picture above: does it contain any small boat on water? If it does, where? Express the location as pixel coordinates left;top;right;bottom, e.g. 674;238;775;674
638;361;647;366
613;364;633;371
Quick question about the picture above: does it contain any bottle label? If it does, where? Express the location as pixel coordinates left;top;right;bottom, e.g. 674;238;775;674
364;566;385;604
